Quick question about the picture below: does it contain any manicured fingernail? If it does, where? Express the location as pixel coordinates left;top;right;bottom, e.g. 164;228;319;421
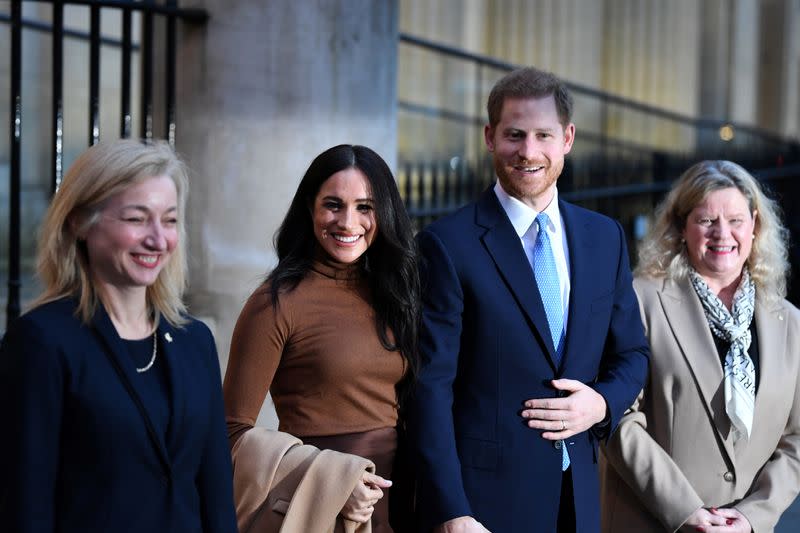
726;519;733;525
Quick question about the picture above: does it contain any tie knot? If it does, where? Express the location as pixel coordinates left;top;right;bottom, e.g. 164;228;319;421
536;212;550;232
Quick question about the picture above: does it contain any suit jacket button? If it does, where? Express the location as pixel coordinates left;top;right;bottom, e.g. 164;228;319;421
723;471;735;482
554;440;563;450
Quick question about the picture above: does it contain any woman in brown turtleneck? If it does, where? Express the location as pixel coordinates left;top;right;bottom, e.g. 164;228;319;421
223;144;420;532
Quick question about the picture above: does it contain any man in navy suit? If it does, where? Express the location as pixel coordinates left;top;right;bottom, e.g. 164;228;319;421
407;67;649;532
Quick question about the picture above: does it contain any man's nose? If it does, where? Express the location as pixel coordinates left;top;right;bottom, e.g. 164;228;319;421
519;135;538;161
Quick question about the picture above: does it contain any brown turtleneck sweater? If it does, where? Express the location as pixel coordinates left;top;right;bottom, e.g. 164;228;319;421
223;259;405;445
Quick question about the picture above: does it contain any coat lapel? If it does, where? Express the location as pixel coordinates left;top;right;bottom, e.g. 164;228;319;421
750;299;788;440
476;189;558;370
91;305;171;473
658;278;737;464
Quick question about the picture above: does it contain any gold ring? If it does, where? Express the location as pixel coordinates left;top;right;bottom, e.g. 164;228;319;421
561;420;566;431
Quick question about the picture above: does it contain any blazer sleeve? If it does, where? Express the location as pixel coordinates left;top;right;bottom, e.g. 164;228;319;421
223;285;291;445
590;220;650;434
0;316;65;533
734;305;800;532
407;228;473;527
603;390;705;531
601;280;704;532
194;322;238;533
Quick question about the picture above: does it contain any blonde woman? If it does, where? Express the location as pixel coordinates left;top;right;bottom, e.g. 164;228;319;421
601;161;800;533
0;140;236;532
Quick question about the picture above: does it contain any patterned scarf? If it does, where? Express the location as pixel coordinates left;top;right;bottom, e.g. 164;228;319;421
689;267;756;441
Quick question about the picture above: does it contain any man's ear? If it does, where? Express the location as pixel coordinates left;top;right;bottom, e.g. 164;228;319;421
562;123;576;154
484;124;495;152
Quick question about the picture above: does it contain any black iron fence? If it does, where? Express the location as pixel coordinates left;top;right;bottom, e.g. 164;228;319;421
2;0;208;329
397;33;800;303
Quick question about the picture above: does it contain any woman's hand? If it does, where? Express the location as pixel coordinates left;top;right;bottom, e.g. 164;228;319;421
340;471;392;523
682;507;752;532
707;508;752;533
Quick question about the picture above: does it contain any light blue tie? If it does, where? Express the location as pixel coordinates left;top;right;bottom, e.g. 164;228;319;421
532;212;570;470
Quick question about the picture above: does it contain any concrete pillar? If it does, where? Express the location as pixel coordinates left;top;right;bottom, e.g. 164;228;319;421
533;0;553;70
699;0;732;120
758;0;789;133
782;0;800;137
176;0;398;427
729;0;759;125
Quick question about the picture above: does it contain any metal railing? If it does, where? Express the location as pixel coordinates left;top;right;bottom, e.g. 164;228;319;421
2;0;208;329
397;32;800;223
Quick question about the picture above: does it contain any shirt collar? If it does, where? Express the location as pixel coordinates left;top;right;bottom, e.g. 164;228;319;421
493;180;562;238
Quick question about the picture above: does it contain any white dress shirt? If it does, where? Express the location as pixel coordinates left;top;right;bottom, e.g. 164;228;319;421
494;181;571;332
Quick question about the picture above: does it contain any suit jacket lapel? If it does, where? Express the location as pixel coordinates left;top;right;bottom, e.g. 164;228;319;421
158;321;185;449
91;305;171;472
476;189;558;370
559;200;592;374
659;278;737;464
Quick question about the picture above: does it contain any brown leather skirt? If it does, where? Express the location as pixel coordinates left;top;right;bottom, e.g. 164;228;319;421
303;427;397;533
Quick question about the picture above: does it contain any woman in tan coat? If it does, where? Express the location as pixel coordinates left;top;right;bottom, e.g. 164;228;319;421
601;161;800;533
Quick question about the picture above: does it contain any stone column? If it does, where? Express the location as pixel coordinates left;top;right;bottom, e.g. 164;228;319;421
176;0;398;428
758;0;794;135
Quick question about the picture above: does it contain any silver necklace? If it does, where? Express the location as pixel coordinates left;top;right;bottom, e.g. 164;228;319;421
136;331;157;373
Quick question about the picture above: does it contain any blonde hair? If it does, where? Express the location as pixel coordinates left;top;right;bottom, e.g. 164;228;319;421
636;160;790;303
33;139;190;326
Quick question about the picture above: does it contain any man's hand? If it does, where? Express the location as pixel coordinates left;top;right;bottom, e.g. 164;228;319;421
521;379;607;439
434;516;491;532
340;471;391;523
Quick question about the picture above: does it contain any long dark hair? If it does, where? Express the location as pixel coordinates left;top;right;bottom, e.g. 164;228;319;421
267;144;420;390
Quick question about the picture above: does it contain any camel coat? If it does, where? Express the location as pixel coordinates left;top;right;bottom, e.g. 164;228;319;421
231;428;373;533
601;276;800;533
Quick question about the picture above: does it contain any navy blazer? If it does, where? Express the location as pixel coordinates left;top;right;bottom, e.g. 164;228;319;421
408;189;649;532
0;298;237;533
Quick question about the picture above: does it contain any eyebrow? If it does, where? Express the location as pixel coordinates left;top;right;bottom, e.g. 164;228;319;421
504;127;556;134
121;205;178;213
694;211;748;218
321;195;374;203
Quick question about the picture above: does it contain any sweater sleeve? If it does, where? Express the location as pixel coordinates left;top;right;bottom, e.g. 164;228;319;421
223;284;291;447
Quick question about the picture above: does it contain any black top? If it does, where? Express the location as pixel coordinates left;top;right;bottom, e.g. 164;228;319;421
124;335;172;438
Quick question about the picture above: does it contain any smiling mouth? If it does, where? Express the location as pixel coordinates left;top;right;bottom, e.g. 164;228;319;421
514;164;544;173
133;254;160;266
708;245;735;252
332;234;361;244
